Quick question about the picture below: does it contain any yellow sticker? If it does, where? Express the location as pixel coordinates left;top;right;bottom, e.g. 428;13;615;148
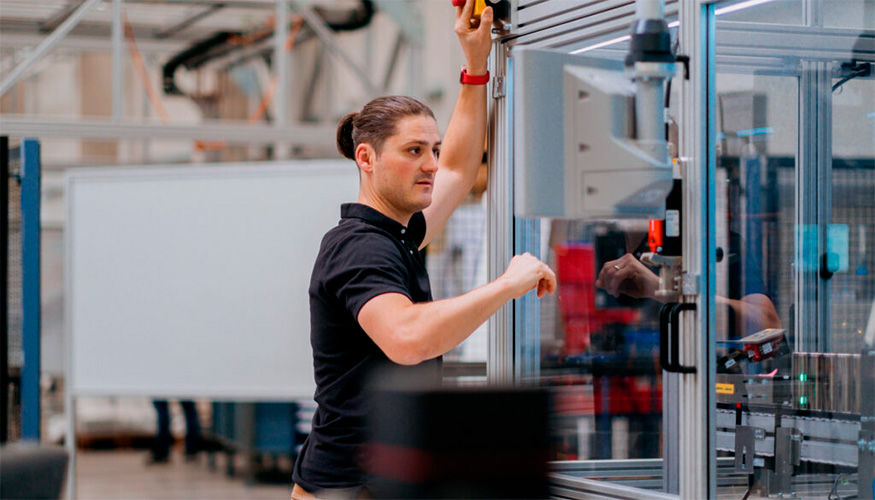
716;383;735;395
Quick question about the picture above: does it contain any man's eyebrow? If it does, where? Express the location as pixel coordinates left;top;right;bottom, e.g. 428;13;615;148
402;139;442;147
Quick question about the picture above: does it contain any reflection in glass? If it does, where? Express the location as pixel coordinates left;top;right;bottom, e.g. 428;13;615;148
521;218;664;463
714;0;874;497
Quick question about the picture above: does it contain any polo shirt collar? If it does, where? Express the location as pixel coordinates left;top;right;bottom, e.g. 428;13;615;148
341;203;413;236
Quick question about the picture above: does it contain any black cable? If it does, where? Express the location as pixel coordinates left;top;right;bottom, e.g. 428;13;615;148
832;67;869;93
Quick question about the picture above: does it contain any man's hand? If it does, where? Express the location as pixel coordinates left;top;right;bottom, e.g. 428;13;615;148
499;253;557;299
454;0;493;75
595;253;659;300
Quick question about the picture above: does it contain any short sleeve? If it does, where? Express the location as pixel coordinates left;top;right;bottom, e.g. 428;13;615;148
323;232;412;320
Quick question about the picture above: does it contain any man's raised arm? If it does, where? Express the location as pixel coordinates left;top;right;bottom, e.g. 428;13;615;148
421;0;493;248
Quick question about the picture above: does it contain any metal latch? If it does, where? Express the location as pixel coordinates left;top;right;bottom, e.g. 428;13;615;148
492;76;505;99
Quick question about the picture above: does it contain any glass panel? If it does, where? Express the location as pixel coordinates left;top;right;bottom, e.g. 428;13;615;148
713;0;874;498
521;217;665;465
715;0;803;25
823;0;875;29
513;63;683;494
831;77;875;355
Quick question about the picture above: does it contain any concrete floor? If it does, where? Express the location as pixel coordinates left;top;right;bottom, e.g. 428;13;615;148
74;449;292;500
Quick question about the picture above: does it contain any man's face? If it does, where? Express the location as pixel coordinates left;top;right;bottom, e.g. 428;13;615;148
370;114;441;216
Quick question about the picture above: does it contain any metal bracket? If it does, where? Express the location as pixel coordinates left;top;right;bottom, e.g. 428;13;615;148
681;272;700;296
492;75;506;99
735;425;757;474
772;427;802;496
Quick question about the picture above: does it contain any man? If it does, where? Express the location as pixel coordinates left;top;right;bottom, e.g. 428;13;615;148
291;2;557;498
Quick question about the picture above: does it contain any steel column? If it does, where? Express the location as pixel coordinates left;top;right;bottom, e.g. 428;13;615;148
112;0;124;123
0;0;103;98
19;138;41;442
274;0;289;160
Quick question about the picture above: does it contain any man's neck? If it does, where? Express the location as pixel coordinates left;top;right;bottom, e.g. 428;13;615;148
357;195;413;227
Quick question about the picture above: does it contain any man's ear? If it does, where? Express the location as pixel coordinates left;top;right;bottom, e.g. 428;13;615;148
356;143;375;173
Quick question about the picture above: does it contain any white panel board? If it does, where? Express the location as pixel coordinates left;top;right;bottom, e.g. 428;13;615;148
66;161;359;400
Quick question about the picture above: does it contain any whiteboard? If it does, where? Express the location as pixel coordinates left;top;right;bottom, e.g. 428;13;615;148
65;161;360;400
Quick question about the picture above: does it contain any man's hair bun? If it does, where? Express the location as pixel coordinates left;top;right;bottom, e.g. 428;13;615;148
336;112;358;160
336;97;435;163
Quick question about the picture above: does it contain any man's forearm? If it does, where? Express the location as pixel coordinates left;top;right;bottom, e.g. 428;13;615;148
717;294;781;337
440;80;488;179
388;277;514;364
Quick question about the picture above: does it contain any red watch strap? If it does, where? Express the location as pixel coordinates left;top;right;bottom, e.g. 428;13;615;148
460;69;489;85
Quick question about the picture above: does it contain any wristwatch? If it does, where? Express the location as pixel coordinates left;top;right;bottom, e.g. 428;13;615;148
459;68;490;85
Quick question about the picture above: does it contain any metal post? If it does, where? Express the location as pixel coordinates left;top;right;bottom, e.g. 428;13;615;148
677;1;715;498
274;0;289;160
487;40;513;385
1;135;8;444
796;0;832;353
0;0;103;98
112;0;123;123
19;138;40;442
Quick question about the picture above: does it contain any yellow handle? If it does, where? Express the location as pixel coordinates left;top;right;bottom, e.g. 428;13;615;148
470;0;487;27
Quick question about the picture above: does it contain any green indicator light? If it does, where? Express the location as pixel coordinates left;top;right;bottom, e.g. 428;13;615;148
799;373;807;381
800;396;808;405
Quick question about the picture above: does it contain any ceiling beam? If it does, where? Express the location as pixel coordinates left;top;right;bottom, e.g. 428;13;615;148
0;0;103;97
0;115;338;148
153;3;226;39
40;0;88;33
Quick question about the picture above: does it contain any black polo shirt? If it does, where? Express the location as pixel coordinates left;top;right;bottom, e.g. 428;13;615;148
293;203;439;492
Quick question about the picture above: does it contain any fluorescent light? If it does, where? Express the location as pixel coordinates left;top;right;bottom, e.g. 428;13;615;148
715;0;777;16
570;0;772;55
571;35;631;54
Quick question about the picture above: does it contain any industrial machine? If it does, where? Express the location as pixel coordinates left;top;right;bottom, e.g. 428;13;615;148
507;0;874;496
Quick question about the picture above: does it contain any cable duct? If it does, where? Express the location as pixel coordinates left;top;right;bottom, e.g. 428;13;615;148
161;0;374;96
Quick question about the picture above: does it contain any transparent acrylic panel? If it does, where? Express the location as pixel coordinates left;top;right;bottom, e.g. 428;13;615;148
714;0;874;498
518;217;665;465
830;75;875;356
823;0;875;30
512;45;684;492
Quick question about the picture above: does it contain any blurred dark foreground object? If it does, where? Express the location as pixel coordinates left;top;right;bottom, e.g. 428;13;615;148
0;444;69;499
365;372;551;499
